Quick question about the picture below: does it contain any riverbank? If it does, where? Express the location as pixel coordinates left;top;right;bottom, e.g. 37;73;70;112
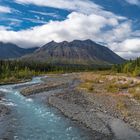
0;92;10;117
0;78;31;85
78;72;140;131
0;91;11;139
20;72;140;139
0;75;112;140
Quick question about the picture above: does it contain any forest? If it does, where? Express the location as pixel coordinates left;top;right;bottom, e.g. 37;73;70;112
0;60;110;84
1;57;140;84
112;57;140;76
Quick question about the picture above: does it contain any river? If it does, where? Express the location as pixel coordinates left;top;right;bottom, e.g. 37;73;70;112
0;77;93;140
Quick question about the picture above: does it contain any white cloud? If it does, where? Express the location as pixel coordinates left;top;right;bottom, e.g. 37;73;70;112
103;22;132;47
0;5;11;13
110;38;140;59
125;0;140;5
15;0;101;14
0;0;138;59
0;26;11;30
30;10;60;18
0;17;22;27
115;38;140;52
0;12;128;48
22;17;47;24
14;0;125;20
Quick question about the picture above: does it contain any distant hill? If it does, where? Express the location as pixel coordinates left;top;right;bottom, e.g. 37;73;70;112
0;42;38;59
23;40;125;65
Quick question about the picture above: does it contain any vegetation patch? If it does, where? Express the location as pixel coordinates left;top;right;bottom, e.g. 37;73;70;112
112;57;140;77
129;88;140;101
79;82;95;92
116;100;127;110
106;84;119;93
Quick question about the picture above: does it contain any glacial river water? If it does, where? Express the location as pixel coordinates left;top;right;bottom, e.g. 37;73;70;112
0;77;140;140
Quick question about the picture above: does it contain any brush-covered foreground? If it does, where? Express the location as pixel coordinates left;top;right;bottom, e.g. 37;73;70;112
78;72;140;130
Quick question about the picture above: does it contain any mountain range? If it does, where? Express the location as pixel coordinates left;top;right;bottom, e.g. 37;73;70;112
0;40;125;65
0;42;38;59
23;40;125;65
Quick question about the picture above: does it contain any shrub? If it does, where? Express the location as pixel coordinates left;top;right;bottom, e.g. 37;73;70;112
106;84;119;93
79;82;94;92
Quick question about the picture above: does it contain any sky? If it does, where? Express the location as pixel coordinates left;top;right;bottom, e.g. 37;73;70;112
0;0;140;59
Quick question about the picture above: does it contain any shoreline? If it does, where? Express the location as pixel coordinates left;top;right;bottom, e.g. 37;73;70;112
48;90;140;140
0;78;31;86
1;73;140;139
48;94;113;136
29;90;113;140
0;91;11;140
0;92;10;117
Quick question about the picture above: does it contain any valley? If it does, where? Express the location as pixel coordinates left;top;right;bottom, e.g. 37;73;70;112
0;40;139;140
0;72;140;140
1;0;140;139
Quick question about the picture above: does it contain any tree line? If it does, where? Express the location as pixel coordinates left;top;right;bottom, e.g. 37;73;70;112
112;58;140;76
0;60;110;83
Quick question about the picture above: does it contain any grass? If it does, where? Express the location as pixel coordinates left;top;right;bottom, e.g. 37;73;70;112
117;100;127;110
118;83;130;89
129;88;140;101
77;72;140;120
79;82;95;92
79;72;140;102
106;84;119;93
0;76;31;85
116;100;131;117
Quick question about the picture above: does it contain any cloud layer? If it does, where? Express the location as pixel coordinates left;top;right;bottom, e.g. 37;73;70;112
0;5;11;13
125;0;140;5
0;11;126;47
15;0;102;14
0;0;140;59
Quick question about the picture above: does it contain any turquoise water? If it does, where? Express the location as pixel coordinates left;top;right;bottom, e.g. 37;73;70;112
0;77;92;140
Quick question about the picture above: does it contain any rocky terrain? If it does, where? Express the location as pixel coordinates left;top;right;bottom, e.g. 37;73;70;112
23;40;125;64
0;92;10;117
0;91;11;138
20;73;140;140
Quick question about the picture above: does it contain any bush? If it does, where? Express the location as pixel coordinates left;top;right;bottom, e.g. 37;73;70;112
106;84;119;93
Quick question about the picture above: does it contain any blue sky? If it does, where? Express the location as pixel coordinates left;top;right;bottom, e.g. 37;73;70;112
0;0;140;59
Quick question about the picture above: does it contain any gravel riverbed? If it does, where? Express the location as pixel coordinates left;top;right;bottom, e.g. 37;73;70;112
20;73;140;140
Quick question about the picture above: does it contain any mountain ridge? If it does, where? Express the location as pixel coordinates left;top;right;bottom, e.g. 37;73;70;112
23;39;125;65
0;42;38;59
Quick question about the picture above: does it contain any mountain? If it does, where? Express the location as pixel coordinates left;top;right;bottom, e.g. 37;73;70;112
0;42;38;59
23;40;125;65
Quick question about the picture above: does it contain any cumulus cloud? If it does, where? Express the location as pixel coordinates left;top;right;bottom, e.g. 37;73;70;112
110;38;140;59
14;0;102;14
0;0;139;59
125;0;140;5
14;0;125;20
115;38;140;52
0;5;11;13
0;26;11;30
0;12;123;46
0;4;138;59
